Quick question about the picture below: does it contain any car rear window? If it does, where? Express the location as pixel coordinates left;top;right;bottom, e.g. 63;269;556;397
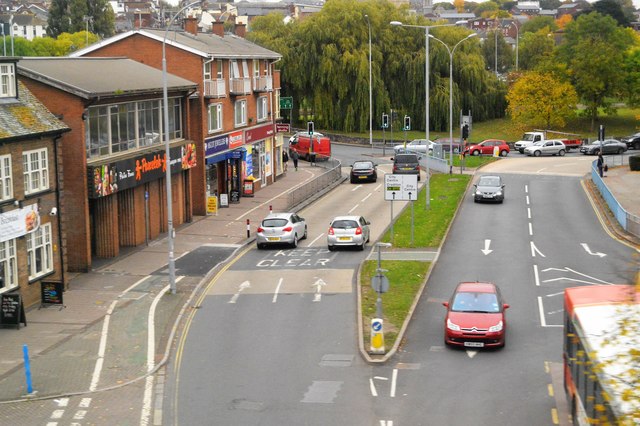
263;218;288;228
353;162;373;170
331;220;359;229
451;292;499;313
395;154;418;163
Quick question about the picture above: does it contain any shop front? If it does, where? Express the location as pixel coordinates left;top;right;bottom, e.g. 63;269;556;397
87;142;196;258
245;123;275;188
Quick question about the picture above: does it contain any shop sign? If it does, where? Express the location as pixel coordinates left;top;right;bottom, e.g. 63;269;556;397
275;123;290;133
88;144;197;199
229;131;244;149
245;123;274;144
206;195;218;214
0;203;40;243
205;135;229;157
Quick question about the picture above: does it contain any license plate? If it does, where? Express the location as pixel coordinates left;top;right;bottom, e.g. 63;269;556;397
483;194;493;198
338;237;351;241
267;237;281;241
464;342;484;348
358;176;367;179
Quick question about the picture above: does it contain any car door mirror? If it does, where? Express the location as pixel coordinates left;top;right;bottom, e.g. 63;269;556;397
442;302;449;308
503;303;510;310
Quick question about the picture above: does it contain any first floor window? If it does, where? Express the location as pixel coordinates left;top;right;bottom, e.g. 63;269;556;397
257;97;268;121
234;100;246;126
0;154;12;201
208;103;222;133
0;239;17;291
27;223;53;280
0;63;16;98
23;148;49;195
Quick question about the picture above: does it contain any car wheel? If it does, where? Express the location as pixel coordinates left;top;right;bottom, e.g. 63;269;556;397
350;178;356;184
559;149;565;157
257;243;264;249
359;241;365;251
472;150;480;156
634;141;640;150
500;150;508;157
328;245;335;252
303;226;308;240
617;148;624;154
534;150;541;157
291;234;298;248
518;149;524;154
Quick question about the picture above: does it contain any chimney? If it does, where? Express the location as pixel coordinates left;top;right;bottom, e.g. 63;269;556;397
212;20;224;37
184;16;198;36
234;23;246;38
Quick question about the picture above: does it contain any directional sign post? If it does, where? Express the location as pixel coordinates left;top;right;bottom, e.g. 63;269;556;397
370;318;385;354
385;175;418;245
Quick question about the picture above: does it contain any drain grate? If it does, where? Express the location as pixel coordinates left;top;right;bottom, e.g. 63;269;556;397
301;381;343;403
319;354;354;367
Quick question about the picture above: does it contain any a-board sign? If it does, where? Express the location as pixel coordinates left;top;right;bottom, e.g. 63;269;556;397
220;193;229;208
230;190;240;204
384;174;418;201
0;293;27;329
41;281;64;306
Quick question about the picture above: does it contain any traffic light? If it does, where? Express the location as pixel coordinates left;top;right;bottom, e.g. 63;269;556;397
382;113;389;129
462;124;469;140
404;115;410;131
307;121;314;135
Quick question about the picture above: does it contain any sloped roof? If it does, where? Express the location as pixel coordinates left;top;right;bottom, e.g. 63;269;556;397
0;81;69;141
17;57;198;99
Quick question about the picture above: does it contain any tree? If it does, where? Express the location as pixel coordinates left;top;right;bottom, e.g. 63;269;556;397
556;12;637;128
623;46;640;108
518;28;555;71
47;0;114;38
454;0;465;12
481;27;514;74
591;0;631;27
520;16;558;34
506;71;578;130
555;14;572;30
474;1;499;17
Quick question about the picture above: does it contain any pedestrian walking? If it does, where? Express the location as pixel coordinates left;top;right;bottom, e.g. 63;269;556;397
291;149;299;171
283;149;289;172
597;153;604;178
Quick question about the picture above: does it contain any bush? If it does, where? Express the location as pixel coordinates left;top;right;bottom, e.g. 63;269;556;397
630;155;640;171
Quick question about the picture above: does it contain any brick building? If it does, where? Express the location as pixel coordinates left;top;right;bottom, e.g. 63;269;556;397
71;19;283;213
0;57;70;308
17;57;198;272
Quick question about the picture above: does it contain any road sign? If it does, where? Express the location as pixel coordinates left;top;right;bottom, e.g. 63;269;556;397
384;174;418;201
371;275;390;293
280;97;293;110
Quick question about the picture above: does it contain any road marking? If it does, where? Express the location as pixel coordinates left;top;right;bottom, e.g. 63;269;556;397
545;291;564;297
272;278;283;303
352;185;363;192
537;297;547;327
481;239;493;255
580;243;606;257
89;300;117;391
361;193;372;202
375;183;382;191
564;268;613;285
530;241;546;258
390;369;398;397
529;222;533;236
551;408;559;424
51;410;64;419
534;264;540;286
228;281;251;304
312;278;326;302
369;378;378;397
526;195;530;205
527;207;531;219
348;204;359;213
548;384;554;397
466;351;478;358
380;421;394;426
525;184;528;193
54;398;69;407
308;233;325;246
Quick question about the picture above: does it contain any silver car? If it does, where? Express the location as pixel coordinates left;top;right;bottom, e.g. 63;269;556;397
524;139;566;157
256;212;307;249
393;139;435;154
327;216;371;251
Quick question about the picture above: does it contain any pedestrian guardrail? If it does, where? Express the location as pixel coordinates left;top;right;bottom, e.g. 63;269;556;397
287;157;342;209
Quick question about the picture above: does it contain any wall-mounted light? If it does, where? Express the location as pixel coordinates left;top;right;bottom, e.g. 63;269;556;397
82;112;87;121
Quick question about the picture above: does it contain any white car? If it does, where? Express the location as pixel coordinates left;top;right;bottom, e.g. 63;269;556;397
523;140;566;157
327;216;371;251
256;212;307;249
393;139;435;154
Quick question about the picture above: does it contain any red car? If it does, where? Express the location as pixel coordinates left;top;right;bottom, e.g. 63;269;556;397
443;282;509;348
465;139;509;157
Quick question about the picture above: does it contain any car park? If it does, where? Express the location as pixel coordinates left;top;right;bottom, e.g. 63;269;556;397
350;160;377;183
256;212;307;249
327;216;371;251
393;139;435;154
523;139;566;157
443;282;509;349
473;175;505;203
579;139;628;155
464;139;509;157
620;133;640;150
391;153;421;180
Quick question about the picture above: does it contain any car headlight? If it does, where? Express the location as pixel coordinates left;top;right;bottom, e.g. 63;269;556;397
475;190;482;196
496;191;502;196
447;318;460;331
489;321;503;332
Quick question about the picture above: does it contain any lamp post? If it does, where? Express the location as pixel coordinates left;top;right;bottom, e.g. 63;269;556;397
389;20;466;208
429;33;477;173
135;8;142;29
163;0;202;294
83;15;92;47
365;15;373;156
510;20;519;71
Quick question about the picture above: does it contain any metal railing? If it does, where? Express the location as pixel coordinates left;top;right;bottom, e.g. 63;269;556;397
287;157;342;209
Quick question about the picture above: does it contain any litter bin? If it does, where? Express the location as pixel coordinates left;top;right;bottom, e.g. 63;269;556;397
242;179;254;197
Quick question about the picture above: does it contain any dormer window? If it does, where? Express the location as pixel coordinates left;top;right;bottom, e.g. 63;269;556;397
0;63;16;98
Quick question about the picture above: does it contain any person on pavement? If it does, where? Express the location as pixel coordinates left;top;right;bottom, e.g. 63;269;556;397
291;149;299;171
597;153;604;177
283;149;289;172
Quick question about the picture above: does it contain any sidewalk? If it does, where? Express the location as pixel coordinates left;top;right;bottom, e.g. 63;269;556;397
0;162;332;403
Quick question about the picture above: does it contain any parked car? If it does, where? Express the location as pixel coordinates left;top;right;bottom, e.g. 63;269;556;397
465;139;509;157
256;212;307;249
393;139;435;154
350;160;377;183
473;175;505;203
433;137;462;153
443;282;509;348
579;139;628;155
620;133;640;150
523;139;566;157
391;153;421;181
327;216;371;251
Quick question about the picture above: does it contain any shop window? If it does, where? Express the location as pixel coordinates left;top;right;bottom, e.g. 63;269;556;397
257;97;267;121
0;239;17;291
235;99;246;126
0;63;16;98
208;103;222;132
0;154;12;201
23;148;49;195
27;223;53;280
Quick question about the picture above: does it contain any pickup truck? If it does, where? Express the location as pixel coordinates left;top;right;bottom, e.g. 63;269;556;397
513;130;583;154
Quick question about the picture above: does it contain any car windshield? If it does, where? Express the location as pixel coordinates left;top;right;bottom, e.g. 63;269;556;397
353;162;373;170
478;177;500;187
263;218;289;228
331;220;359;229
452;292;500;313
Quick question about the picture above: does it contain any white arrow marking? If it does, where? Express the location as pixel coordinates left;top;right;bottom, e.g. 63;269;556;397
228;281;251;304
312;278;326;302
466;350;478;359
580;243;606;258
530;241;546;258
54;398;69;407
481;239;493;255
369;378;378;397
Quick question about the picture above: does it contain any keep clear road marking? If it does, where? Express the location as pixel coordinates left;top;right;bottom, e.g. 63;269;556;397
312;278;326;302
481;239;493;255
580;243;607;257
380;421;394;426
467;351;478;359
228;281;251;303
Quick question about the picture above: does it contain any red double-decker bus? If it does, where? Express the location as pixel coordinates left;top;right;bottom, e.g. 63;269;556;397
563;285;640;425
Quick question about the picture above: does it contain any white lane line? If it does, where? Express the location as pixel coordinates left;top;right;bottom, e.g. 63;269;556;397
537;297;547;327
530;241;546;258
526;195;530;205
89;300;116;391
309;233;325;246
348;204;359;213
564;268;613;285
79;398;91;408
361;193;373;202
529;222;533;236
352;185;363;192
534;264;540;286
525;185;528;193
375;183;382;191
229;281;251;304
390;369;398;398
369;378;378;397
527;208;531;219
273;278;283;303
51;410;64;419
546;292;564;297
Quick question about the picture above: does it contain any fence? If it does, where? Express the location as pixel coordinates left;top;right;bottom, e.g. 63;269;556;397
287;157;343;209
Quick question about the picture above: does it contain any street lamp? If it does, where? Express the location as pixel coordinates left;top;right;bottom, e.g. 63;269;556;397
365;15;372;155
429;33;477;173
163;0;202;294
389;20;466;208
135;8;142;29
510;21;519;71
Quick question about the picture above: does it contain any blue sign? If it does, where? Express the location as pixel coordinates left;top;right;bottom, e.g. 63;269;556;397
204;135;229;157
372;320;383;332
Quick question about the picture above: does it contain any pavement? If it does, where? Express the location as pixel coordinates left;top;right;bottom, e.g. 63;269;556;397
0;154;638;410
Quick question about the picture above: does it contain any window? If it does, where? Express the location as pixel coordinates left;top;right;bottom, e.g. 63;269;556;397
0;239;17;291
23;148;49;195
230;60;240;79
27;223;53;279
204;61;212;80
208;103;222;132
253;60;260;77
216;59;223;79
257;97;267;121
0;63;16;97
0;154;12;201
234;100;246;126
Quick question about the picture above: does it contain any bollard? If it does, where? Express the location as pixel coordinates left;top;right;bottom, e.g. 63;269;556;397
269;204;273;214
246;219;250;239
23;344;33;394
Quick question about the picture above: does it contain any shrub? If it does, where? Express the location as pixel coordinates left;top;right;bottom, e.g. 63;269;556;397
630;155;640;171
